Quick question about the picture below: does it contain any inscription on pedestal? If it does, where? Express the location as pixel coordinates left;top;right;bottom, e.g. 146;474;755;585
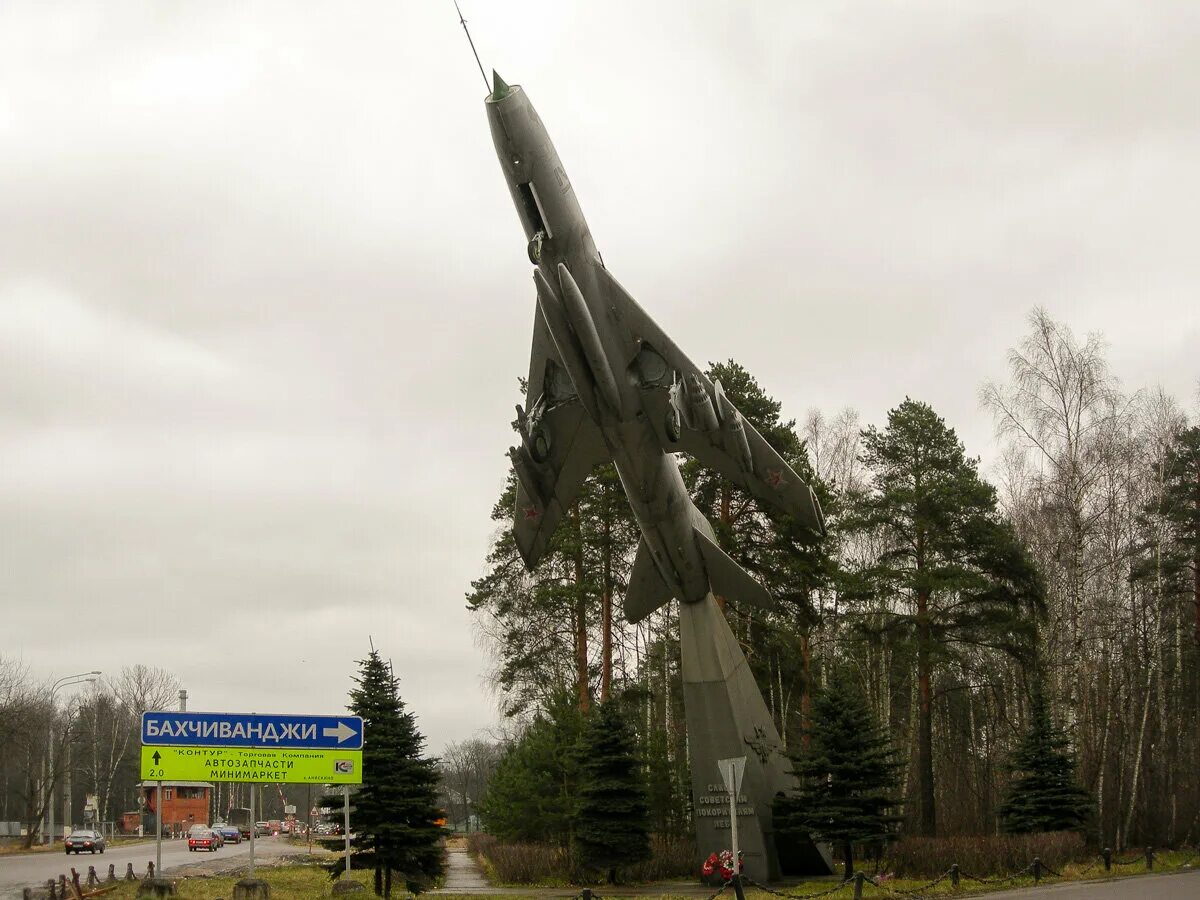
696;786;757;828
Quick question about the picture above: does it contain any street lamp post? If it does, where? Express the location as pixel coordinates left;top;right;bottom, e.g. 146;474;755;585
44;671;101;845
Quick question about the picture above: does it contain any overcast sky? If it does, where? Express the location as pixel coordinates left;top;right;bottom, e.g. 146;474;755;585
3;1;1197;753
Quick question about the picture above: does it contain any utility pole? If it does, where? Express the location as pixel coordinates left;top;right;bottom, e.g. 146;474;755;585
44;671;100;844
62;739;71;839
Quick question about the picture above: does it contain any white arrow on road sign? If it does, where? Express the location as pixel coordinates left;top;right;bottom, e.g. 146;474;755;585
322;721;358;743
718;756;746;797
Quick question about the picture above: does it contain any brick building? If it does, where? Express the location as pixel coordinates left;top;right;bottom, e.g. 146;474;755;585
137;781;213;834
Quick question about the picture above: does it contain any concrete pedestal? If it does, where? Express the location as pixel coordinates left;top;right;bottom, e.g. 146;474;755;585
680;595;833;882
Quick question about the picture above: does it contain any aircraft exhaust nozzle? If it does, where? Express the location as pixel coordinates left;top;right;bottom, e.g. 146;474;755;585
556;264;623;415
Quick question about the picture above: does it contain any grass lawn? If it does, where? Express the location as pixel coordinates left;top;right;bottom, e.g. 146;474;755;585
69;851;1196;899
77;866;375;898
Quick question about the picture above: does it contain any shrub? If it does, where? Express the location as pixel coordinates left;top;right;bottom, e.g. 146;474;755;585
465;832;497;861
625;834;698;881
469;835;567;884
467;833;696;885
886;831;1087;878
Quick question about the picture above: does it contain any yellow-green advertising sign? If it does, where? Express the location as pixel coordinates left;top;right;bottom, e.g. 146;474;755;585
140;745;362;784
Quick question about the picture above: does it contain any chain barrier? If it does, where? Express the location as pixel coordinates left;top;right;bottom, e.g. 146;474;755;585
861;875;927;898
703;880;731;900
1075;856;1104;875
743;876;852;898
883;868;954;896
1110;852;1145;868
725;844;1191;900
959;860;1036;886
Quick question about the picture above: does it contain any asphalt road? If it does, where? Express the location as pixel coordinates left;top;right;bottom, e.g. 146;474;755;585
979;869;1200;899
0;834;293;899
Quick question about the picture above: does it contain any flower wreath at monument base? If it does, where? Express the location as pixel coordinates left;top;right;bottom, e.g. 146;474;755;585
700;849;744;885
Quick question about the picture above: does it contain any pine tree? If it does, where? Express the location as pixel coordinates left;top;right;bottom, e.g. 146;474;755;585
329;648;445;896
846;398;1043;835
685;361;836;749
998;685;1090;833
773;671;901;880
573;699;651;883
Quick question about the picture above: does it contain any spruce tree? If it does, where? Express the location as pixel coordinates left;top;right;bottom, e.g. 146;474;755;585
573;699;651;883
773;671;901;880
998;685;1090;833
329;648;445;896
477;692;584;845
1156;426;1200;646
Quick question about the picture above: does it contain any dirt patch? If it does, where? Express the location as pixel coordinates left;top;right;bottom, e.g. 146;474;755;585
170;851;324;880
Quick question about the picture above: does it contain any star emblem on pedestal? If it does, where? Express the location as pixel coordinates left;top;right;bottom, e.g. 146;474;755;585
765;468;787;490
522;504;542;521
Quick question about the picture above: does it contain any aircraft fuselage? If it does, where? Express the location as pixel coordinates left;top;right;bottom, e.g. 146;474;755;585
487;80;713;605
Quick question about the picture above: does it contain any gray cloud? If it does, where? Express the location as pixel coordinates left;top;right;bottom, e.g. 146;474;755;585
2;1;1197;751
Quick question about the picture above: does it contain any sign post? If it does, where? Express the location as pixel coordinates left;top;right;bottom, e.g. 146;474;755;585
139;710;364;882
155;780;163;876
248;782;255;877
343;785;351;875
718;757;747;900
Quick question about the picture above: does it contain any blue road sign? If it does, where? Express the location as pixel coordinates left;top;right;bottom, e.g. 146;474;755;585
142;711;364;750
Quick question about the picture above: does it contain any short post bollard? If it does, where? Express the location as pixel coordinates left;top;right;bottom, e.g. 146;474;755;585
1103;848;1112;872
57;874;67;896
88;865;99;886
45;880;57;900
1033;857;1042;883
232;878;270;899
126;862;138;881
1145;847;1154;871
853;871;865;900
22;888;33;900
108;863;117;882
136;878;178;898
582;890;592;900
950;863;959;887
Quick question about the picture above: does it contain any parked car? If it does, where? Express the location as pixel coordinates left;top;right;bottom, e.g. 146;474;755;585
187;827;220;852
218;824;242;844
64;830;105;855
255;821;270;837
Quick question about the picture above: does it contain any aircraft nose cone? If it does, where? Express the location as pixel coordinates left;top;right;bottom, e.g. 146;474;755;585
491;70;512;100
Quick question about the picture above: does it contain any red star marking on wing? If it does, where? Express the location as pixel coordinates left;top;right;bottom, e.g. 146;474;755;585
522;505;542;521
765;468;787;489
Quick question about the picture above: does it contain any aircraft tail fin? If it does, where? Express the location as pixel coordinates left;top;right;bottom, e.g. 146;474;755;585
624;538;676;624
693;528;776;614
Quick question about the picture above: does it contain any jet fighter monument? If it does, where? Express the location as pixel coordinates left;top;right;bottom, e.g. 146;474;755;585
487;72;832;880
